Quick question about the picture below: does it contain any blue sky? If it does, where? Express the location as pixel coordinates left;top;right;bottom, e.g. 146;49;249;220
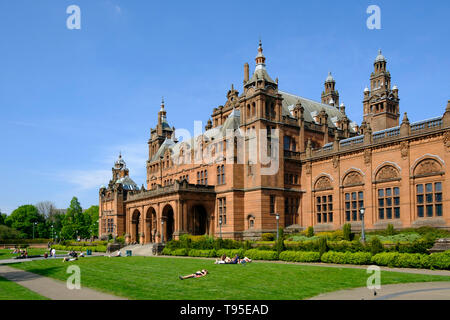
0;0;449;214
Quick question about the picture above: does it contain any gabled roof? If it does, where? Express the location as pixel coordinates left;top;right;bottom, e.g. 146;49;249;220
280;91;357;132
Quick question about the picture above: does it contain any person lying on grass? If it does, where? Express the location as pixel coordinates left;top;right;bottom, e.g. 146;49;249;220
179;269;208;280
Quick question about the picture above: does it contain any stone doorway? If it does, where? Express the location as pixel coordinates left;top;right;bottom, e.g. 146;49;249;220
191;205;208;235
162;204;174;242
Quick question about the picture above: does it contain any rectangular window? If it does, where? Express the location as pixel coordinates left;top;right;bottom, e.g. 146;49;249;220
345;191;363;221
378;187;400;220
218;197;227;225
270;195;275;213
416;182;442;218
316;194;333;224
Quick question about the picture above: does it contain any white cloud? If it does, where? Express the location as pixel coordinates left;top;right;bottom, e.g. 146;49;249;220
115;5;122;14
59;169;112;191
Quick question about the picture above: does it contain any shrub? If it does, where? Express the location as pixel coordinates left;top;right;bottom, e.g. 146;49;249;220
188;249;216;258
275;228;286;255
244;249;278;260
306;226;314;238
261;233;275;241
343;223;352;241
279;251;321;263
371;251;450;270
386;224;396;236
427;251;450;270
369;236;384;255
321;251;372;265
318;237;328;258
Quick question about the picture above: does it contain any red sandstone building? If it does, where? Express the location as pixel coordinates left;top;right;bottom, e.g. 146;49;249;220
99;43;450;243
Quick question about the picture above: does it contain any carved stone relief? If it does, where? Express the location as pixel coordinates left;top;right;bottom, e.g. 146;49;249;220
315;176;332;191
343;171;363;186
414;159;442;176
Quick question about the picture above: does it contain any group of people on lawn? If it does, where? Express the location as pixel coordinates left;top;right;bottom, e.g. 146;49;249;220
179;254;252;280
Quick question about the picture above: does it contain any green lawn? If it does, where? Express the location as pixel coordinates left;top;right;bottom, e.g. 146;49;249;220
10;256;450;300
0;249;67;260
0;276;48;300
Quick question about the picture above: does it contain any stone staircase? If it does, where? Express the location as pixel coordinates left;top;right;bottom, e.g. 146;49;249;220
429;238;450;253
112;243;157;257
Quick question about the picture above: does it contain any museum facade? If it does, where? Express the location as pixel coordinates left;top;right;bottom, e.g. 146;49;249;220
99;43;450;243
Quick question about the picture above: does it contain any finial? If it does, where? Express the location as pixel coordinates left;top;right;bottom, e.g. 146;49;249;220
402;112;409;123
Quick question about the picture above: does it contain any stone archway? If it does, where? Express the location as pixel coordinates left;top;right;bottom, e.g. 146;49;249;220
162;204;175;242
191;205;208;235
131;209;141;243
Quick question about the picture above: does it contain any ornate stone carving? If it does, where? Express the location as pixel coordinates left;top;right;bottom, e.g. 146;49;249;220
444;131;450;152
343;171;363;186
400;141;409;159
414;159;442;176
376;165;400;182
315;176;332;191
364;149;371;166
305;162;312;175
332;155;339;169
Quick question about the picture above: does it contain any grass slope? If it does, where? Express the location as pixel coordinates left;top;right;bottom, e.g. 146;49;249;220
10;256;450;300
0;276;48;300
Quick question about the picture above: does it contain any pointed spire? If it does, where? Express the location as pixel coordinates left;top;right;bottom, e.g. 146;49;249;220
325;72;335;83
255;39;266;66
160;97;165;111
402;112;409;124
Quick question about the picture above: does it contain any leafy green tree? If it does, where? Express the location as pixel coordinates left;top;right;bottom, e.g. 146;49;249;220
318;236;328;258
0;212;7;225
61;197;86;239
84;205;99;237
306;226;314;238
5;205;45;238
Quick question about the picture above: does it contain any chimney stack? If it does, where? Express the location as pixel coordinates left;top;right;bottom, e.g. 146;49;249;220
244;63;249;83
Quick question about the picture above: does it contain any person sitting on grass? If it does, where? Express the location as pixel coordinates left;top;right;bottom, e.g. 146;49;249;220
214;254;228;264
179;269;208;280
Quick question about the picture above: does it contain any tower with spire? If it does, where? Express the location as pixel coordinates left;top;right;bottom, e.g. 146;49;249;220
321;72;340;107
149;98;175;161
363;50;400;132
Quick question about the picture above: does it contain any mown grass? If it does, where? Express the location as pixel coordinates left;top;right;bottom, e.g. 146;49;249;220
0;249;67;260
10;256;450;300
0;276;48;300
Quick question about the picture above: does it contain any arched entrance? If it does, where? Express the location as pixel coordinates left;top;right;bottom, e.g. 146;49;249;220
191;205;208;235
146;207;157;243
131;209;141;243
162;204;174;242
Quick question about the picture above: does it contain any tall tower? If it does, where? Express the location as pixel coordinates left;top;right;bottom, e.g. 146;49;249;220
148;98;174;160
321;72;339;107
363;50;400;132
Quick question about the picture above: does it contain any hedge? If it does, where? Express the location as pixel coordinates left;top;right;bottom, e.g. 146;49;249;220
162;248;189;256
279;251;321;263
216;249;246;259
321;251;372;265
51;244;107;253
188;249;217;258
243;249;278;261
371;251;450;270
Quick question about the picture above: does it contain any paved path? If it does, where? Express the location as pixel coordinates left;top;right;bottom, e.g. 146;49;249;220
310;281;450;300
0;265;126;300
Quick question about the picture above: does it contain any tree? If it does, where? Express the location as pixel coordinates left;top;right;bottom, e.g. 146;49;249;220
61;197;89;239
343;223;352;241
36;201;57;219
0;211;7;226
5;205;45;238
84;205;99;237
